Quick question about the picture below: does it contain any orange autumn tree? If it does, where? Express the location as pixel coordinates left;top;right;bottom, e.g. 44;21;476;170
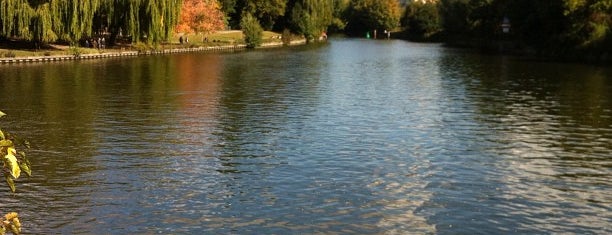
176;0;226;35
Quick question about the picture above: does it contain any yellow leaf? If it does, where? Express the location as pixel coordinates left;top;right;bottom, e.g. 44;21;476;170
8;224;18;235
3;213;16;221
5;148;20;179
0;140;12;147
11;217;20;230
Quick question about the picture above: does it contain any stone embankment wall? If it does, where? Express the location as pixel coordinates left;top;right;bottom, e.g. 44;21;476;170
0;39;307;64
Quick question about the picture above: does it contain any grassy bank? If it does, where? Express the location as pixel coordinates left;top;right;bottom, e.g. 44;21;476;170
0;30;290;59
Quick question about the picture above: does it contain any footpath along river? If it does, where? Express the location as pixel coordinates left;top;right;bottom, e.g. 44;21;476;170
0;38;610;234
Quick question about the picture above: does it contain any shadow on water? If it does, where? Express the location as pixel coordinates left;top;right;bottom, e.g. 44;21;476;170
426;52;612;234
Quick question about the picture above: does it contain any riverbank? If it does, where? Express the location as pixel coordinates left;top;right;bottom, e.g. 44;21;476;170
0;30;307;64
391;29;611;65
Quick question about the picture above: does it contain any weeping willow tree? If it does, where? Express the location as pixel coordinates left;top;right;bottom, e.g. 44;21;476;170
290;0;333;42
0;0;35;40
143;0;183;43
31;3;57;43
49;0;101;42
1;0;94;43
97;0;182;44
0;0;182;45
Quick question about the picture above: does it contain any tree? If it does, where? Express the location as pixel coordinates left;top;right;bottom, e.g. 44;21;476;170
402;1;441;39
240;13;263;48
99;0;182;44
0;0;35;40
330;0;349;32
562;0;612;50
290;0;332;41
49;0;101;43
176;0;226;34
219;0;238;27
242;0;287;30
438;0;490;37
501;0;568;48
436;0;611;59
0;0;183;45
0;110;32;235
345;0;402;35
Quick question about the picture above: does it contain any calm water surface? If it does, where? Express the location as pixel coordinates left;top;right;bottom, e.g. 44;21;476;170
0;39;611;234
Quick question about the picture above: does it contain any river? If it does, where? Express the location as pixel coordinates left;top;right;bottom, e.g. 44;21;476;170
0;38;610;234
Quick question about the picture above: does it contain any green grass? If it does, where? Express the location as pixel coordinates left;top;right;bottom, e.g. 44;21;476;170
172;30;283;47
0;47;123;58
0;30;291;58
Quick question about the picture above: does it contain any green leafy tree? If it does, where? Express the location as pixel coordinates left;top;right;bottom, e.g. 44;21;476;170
562;0;612;50
329;0;349;32
345;0;402;35
226;0;286;30
0;0;35;40
48;0;101;43
0;0;183;45
241;13;263;48
438;0;499;38
290;0;333;41
437;0;611;59
219;0;238;17
242;0;287;30
402;1;441;39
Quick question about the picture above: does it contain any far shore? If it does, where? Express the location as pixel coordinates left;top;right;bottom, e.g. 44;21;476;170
0;30;307;64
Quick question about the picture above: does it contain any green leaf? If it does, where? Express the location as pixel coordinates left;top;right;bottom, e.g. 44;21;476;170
5;174;15;193
18;161;31;178
0;111;5;118
18;163;31;177
17;151;31;177
0;130;4;140
21;140;30;149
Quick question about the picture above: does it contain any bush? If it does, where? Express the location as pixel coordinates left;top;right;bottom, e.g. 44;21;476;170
69;45;82;57
282;29;294;46
240;13;263;48
133;42;150;53
3;51;16;58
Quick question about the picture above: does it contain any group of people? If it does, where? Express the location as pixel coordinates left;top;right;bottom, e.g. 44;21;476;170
371;30;391;39
179;36;189;44
84;37;106;49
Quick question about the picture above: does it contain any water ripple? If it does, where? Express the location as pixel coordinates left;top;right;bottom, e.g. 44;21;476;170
0;39;610;234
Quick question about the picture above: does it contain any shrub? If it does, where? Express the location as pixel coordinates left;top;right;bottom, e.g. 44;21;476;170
133;42;150;53
69;45;82;57
3;51;16;58
282;29;294;45
240;13;263;48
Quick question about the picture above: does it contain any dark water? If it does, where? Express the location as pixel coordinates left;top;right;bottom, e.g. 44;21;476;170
0;39;610;234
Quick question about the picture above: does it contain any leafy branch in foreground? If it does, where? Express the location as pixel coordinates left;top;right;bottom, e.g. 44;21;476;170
0;110;32;235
